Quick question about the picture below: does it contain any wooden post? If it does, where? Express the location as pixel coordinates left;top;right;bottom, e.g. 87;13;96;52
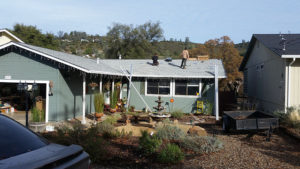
215;65;219;121
82;73;86;124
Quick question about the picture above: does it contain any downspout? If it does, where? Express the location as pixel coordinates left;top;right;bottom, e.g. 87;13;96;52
287;58;296;109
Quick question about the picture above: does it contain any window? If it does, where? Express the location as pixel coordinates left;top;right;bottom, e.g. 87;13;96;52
260;63;264;70
147;79;170;95
175;79;199;96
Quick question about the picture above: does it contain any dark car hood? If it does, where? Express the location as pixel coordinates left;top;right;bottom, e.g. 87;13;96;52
0;143;85;169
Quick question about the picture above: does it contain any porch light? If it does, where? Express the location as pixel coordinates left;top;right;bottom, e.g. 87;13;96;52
23;82;28;91
17;81;38;128
17;81;23;91
32;81;38;90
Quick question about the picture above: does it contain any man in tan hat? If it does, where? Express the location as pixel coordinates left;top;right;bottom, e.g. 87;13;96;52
180;47;189;69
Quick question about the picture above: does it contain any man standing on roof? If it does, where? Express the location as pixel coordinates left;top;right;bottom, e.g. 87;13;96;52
180;47;189;69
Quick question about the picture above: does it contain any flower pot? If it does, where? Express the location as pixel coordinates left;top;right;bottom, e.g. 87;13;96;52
110;108;116;113
95;112;104;118
29;122;46;133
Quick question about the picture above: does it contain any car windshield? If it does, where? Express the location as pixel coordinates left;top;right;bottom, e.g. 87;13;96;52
0;115;48;160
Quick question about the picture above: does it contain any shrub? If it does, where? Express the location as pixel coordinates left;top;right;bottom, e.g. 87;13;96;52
31;107;45;122
114;128;133;138
171;110;184;119
94;93;104;113
157;143;184;164
274;107;300;129
104;113;121;125
129;105;135;112
156;124;186;140
110;89;118;109
82;135;108;163
45;122;109;164
96;121;115;137
203;100;213;115
139;130;162;155
179;136;223;154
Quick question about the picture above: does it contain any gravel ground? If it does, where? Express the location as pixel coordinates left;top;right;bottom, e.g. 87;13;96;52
91;126;300;169
183;130;300;169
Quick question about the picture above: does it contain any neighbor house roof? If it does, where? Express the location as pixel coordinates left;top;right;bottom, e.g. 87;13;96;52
0;29;24;43
239;34;300;71
0;42;226;79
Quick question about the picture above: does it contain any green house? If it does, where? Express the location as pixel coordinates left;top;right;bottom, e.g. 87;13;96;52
0;30;226;123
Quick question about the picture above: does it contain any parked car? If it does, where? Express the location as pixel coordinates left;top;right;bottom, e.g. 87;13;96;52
0;114;90;169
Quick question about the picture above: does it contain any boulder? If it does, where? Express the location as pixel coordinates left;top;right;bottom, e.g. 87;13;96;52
188;126;207;136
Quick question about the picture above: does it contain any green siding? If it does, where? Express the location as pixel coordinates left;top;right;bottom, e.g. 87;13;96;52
0;50;215;121
0;51;59;121
127;78;214;113
0;50;95;121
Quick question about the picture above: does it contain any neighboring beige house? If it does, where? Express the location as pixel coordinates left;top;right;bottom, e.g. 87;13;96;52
240;34;300;113
0;29;24;46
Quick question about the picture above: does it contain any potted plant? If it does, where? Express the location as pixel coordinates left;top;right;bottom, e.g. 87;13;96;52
110;88;118;113
129;105;135;112
104;81;111;105
89;82;98;90
94;93;104;121
29;107;46;132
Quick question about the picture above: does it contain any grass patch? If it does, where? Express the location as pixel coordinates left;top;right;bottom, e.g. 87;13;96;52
171;110;184;119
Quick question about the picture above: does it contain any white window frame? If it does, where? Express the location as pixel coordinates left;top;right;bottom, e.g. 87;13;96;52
145;78;172;97
173;79;202;98
145;78;202;98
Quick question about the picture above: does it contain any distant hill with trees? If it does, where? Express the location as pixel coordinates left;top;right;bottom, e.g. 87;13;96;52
8;23;246;91
234;40;249;56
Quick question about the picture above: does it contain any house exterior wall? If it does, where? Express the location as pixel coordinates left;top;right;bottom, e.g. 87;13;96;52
125;78;214;113
0;50;93;121
244;41;286;113
290;59;300;107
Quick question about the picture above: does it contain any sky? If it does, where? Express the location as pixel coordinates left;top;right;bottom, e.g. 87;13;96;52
1;0;300;43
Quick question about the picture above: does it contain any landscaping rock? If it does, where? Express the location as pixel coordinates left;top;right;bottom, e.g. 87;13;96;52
115;123;156;137
188;126;207;136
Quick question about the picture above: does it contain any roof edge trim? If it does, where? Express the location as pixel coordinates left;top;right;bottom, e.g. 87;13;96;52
0;42;90;73
282;55;300;58
0;29;24;43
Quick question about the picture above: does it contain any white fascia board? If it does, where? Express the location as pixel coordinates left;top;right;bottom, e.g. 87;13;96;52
0;30;24;43
0;42;90;73
282;55;300;58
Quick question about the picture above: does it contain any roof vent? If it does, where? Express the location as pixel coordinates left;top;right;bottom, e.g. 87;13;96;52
165;57;172;62
97;58;100;64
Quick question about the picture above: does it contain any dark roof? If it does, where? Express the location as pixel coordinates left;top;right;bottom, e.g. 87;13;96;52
239;34;300;71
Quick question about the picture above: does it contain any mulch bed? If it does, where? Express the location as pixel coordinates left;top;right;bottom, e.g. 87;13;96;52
91;123;300;169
